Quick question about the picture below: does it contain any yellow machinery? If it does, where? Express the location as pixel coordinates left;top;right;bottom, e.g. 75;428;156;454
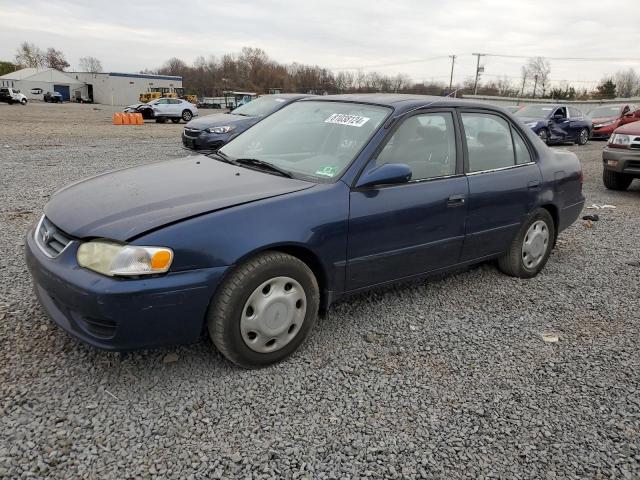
138;88;196;104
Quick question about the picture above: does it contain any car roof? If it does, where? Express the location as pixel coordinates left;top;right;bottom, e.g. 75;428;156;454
261;93;314;99
301;93;507;115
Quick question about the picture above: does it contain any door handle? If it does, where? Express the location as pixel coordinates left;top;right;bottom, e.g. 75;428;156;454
447;194;465;207
528;180;540;189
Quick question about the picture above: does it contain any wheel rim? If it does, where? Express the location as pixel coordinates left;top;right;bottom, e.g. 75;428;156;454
580;129;588;144
183;112;192;121
521;220;550;269
538;130;547;142
240;276;307;353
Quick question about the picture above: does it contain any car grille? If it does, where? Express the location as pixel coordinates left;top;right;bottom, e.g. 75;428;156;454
630;137;640;150
35;216;73;257
183;127;201;138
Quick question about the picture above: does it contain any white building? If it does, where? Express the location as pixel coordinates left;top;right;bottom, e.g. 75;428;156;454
0;68;182;105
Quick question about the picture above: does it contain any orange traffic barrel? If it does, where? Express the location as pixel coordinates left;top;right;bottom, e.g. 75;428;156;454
112;113;123;125
134;113;144;125
121;113;131;125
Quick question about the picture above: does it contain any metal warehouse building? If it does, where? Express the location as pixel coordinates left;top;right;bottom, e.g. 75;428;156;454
0;68;182;105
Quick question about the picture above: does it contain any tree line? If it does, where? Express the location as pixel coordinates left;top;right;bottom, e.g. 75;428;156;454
5;41;640;100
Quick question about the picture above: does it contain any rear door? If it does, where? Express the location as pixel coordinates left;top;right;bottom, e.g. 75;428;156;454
346;110;469;290
459;110;542;261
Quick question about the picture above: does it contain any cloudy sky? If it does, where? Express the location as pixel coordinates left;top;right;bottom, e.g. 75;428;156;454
1;0;639;89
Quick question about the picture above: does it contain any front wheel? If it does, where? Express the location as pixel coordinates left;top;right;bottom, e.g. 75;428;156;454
182;109;193;122
207;251;320;369
576;128;589;145
537;128;550;145
498;209;555;278
20;98;27;105
603;169;633;190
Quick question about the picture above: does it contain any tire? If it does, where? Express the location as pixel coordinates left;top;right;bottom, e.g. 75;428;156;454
182;109;193;122
20;98;27;105
498;208;555;279
603;169;633;191
207;251;320;369
576;128;589;145
537;128;550;145
170;118;181;124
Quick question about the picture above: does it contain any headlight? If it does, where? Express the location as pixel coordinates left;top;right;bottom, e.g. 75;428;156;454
608;133;632;149
526;122;538;128
595;120;616;128
77;240;173;277
205;125;236;134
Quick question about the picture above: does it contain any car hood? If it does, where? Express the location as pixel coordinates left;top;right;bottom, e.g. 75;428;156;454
613;120;640;135
185;113;258;130
45;156;314;241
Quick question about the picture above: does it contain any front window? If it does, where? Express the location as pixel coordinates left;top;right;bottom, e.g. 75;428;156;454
515;105;555;118
232;96;292;117
219;101;391;181
588;105;622;118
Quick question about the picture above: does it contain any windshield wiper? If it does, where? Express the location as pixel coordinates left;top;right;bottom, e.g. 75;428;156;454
206;150;237;165
234;158;293;178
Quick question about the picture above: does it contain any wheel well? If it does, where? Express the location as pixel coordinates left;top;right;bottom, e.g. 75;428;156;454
269;245;328;308
540;204;559;244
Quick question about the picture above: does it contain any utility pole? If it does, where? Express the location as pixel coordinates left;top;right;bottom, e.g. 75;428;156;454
472;53;485;95
532;74;539;98
448;55;456;97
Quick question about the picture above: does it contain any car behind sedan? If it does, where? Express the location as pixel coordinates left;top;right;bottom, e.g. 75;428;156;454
181;94;312;150
515;104;591;145
26;94;584;368
589;104;640;139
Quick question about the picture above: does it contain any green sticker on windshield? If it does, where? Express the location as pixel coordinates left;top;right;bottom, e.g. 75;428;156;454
315;165;338;177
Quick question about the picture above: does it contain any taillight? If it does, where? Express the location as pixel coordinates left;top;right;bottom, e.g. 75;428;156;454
579;170;584;186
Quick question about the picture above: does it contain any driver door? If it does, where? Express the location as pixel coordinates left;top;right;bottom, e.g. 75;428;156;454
346;110;469;290
549;107;569;141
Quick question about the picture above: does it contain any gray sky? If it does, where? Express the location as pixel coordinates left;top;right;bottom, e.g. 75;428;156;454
1;0;639;90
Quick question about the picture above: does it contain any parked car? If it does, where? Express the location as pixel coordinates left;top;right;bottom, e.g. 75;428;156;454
588;104;640;139
182;94;312;150
123;102;156;119
515;104;592;145
44;91;63;103
0;87;27;105
602;120;640;190
153;98;198;123
26;94;584;368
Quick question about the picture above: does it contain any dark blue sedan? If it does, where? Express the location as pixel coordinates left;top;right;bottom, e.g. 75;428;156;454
182;93;312;150
26;94;585;368
515;103;592;145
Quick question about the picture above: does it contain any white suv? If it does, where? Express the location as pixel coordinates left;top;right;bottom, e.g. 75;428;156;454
150;98;198;123
0;87;28;105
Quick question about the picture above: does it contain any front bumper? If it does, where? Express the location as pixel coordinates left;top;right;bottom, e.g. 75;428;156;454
602;147;640;175
592;125;617;138
25;229;228;351
181;131;232;150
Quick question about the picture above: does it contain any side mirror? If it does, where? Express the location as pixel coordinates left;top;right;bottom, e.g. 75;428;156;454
356;163;412;188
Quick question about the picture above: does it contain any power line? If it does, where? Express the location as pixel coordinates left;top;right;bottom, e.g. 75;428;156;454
332;55;450;71
483;53;640;62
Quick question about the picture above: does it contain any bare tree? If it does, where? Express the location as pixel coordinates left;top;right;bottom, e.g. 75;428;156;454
614;68;640;98
520;65;529;96
15;41;45;68
45;48;69;71
526;57;551;97
79;56;103;73
158;57;188;77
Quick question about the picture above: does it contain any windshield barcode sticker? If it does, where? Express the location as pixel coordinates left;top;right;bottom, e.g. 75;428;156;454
325;114;370;127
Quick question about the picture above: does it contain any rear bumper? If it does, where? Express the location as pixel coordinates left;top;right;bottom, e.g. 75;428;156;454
25;229;227;351
602;147;640;175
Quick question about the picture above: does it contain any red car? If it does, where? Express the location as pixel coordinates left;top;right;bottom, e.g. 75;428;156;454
589;104;640;139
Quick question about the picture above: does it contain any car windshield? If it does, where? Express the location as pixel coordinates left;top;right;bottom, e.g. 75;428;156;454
219;101;391;181
231;96;293;117
515;105;555;118
588;106;622;117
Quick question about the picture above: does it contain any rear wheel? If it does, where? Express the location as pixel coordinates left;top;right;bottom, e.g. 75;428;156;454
577;128;589;145
182;109;193;122
207;251;319;369
498;209;555;278
603;169;633;190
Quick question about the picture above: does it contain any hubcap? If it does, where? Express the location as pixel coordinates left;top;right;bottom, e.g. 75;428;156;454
522;220;549;269
580;129;588;143
538;130;547;141
240;276;306;353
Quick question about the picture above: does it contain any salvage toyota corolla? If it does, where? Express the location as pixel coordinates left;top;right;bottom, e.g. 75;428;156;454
26;95;585;368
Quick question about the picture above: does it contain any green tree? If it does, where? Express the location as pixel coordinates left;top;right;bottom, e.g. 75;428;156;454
595;79;616;99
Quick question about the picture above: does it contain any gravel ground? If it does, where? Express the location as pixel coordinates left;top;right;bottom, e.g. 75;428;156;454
1;102;639;479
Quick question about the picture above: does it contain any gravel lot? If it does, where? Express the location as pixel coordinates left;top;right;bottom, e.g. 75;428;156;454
1;102;639;479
